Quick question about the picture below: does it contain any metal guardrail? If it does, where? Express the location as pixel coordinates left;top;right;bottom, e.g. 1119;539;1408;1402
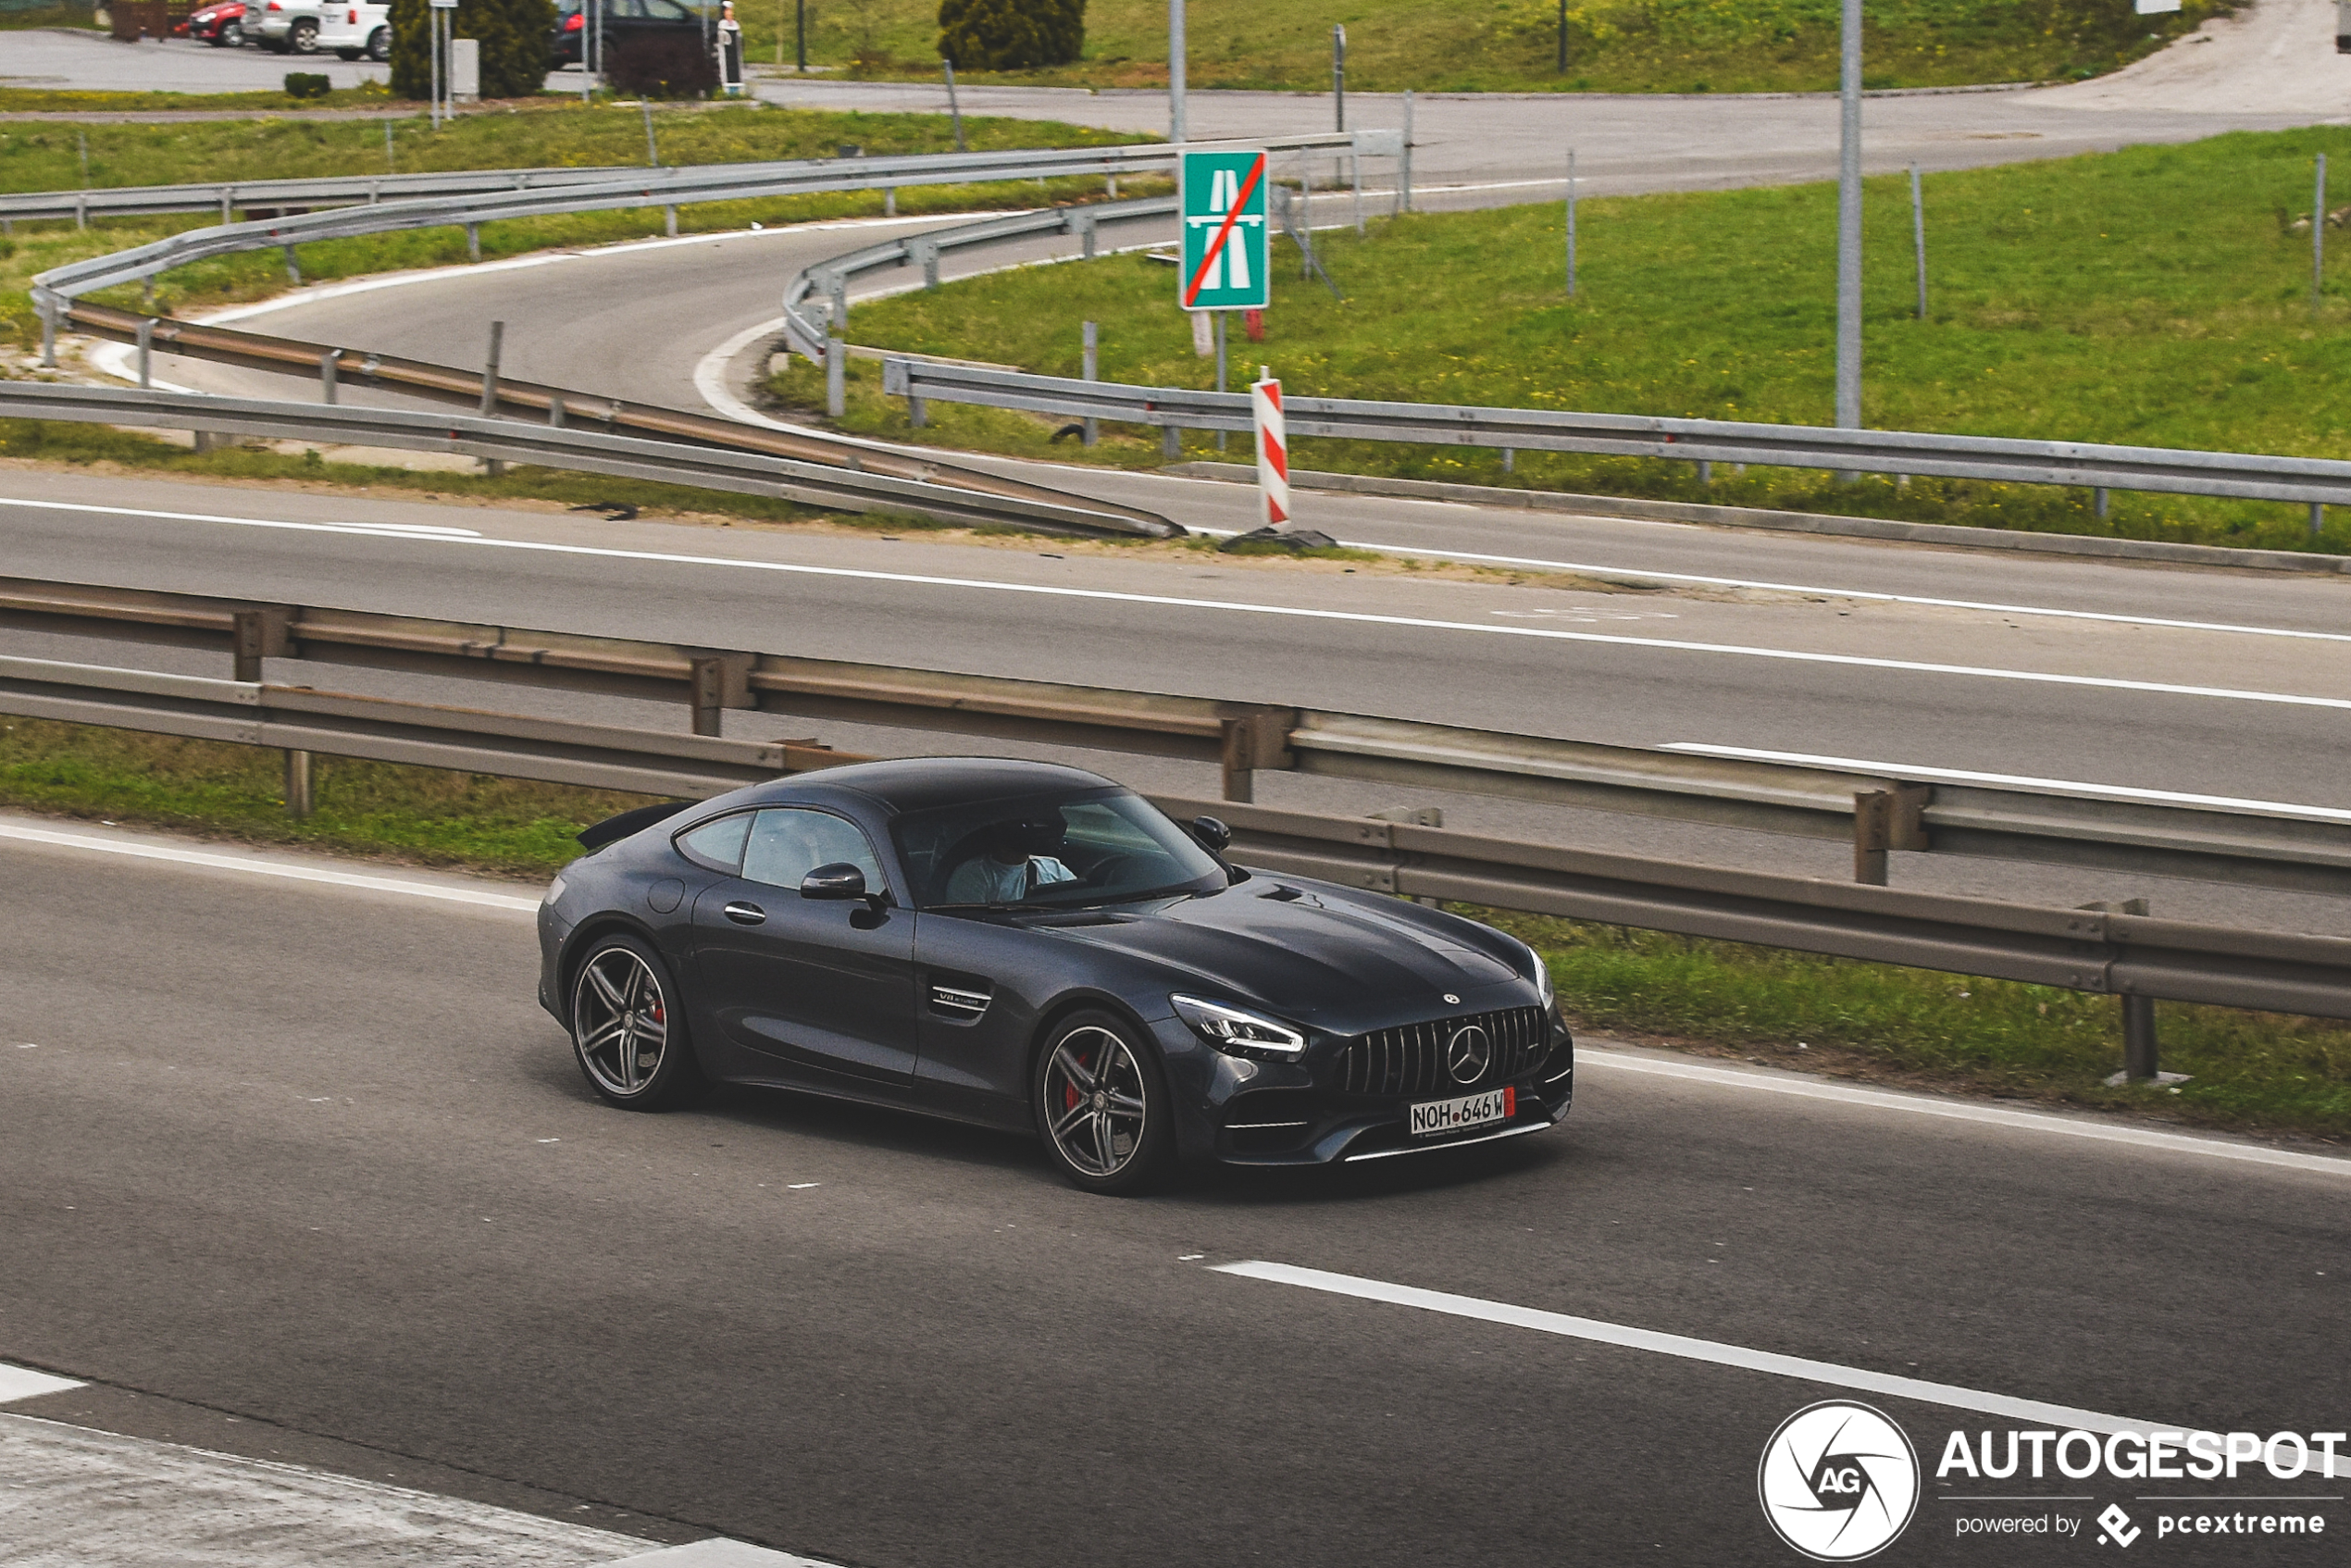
876;359;2351;512
6;644;2350;1027
7;570;2351;900
2;164;675;225
0;381;1179;538
45;304;1183;539
26;136;1362;361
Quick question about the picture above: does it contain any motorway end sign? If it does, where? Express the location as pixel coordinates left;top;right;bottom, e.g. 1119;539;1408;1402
1180;148;1270;312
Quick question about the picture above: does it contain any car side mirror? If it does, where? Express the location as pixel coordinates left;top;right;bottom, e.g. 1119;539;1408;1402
1191;815;1233;855
800;863;869;901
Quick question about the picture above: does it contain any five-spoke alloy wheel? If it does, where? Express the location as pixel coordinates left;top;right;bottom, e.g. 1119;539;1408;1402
569;934;699;1109
1034;1012;1171;1194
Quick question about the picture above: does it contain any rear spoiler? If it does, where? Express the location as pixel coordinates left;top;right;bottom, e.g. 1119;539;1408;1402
576;800;693;852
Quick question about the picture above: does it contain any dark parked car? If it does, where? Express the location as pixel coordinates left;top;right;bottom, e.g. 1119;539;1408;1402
551;0;708;68
180;1;248;45
538;758;1574;1194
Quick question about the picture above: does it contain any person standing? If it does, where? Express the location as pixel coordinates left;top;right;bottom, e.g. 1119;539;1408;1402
715;0;744;93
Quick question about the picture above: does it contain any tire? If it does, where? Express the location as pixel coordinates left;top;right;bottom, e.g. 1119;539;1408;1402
567;932;702;1110
366;25;388;62
334;47;360;60
289;18;318;53
221;21;243;45
1033;1010;1175;1196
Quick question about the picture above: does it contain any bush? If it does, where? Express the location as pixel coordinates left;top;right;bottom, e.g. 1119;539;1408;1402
386;0;554;102
282;72;331;99
603;31;716;98
937;0;1084;70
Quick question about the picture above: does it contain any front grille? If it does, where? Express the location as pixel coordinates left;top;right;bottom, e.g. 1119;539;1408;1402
1337;1006;1549;1098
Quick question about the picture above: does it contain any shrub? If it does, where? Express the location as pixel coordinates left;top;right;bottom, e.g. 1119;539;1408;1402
936;0;1084;71
603;31;717;98
282;72;331;99
387;0;554;102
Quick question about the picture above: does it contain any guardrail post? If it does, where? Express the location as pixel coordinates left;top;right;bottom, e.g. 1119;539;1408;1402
1078;213;1097;260
665;205;678;238
218;187;232;223
74;193;86;231
231;606;293;682
688;653;753;737
1081;321;1099;447
479;320;504;417
2311;503;2326;538
318;348;338;404
829;276;850;333
136;317;153;389
826;336;847;418
885;186;896;218
283;750;314;818
1220;717;1256;803
1852;784;1929;885
921;241;939;290
466;223;481;262
548;393;566;429
283;244;301;284
1163;421;1181;457
38;295;56;367
2121;994;2159;1082
2094;487;2108;521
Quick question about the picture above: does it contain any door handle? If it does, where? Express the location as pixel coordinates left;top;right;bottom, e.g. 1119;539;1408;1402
723;901;766;926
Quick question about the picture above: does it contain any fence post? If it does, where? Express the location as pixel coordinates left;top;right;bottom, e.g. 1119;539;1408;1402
1081;320;1099;447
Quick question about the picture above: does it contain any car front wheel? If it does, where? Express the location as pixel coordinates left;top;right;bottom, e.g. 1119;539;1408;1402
1033;1011;1174;1195
288;18;318;52
568;933;701;1110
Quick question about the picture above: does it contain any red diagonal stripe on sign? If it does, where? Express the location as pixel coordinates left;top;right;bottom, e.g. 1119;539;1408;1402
1183;155;1267;309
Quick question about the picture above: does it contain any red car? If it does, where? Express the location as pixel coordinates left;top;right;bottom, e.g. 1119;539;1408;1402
179;2;249;46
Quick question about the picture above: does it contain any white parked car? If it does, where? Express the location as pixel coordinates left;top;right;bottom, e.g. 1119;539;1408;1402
249;0;324;54
318;0;389;62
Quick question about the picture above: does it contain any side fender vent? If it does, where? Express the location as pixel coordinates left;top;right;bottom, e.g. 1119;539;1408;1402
928;978;992;1019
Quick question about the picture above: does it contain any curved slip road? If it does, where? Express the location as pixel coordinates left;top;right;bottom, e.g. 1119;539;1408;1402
0;819;2343;1566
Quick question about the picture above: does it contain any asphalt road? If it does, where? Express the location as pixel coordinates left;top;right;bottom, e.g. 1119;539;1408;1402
0;819;2343;1567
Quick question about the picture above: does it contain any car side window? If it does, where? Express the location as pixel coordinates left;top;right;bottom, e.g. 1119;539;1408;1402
740;809;887;893
641;0;692;17
676;811;753;873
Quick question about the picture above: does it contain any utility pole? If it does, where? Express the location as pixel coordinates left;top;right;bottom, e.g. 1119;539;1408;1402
1835;0;1862;430
1557;0;1568;75
796;0;805;71
1169;0;1188;144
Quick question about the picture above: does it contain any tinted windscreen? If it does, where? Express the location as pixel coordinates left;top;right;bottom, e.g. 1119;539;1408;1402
894;789;1223;909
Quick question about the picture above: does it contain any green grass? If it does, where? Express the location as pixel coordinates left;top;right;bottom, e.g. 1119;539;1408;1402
4;712;2342;1136
0;4;102;29
736;0;2233;94
1475;908;2351;1141
0;716;659;877
793;124;2351;554
0;101;1150;348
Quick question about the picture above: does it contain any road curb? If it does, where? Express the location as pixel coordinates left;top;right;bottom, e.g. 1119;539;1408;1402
1160;462;2351;575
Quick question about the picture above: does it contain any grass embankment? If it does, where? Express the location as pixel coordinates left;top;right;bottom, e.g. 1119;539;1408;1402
4;717;2342;1137
0;102;1152;347
782;125;2351;554
739;0;2230;94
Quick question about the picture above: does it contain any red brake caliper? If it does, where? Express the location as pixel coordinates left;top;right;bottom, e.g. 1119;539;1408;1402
1064;1048;1086;1112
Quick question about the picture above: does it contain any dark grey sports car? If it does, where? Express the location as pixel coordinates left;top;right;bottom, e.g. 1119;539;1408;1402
537;758;1573;1193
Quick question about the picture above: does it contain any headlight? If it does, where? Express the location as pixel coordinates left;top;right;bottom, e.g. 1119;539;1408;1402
1528;944;1554;1008
1172;994;1306;1061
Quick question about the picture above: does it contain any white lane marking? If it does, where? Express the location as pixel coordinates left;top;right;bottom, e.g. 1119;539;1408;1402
0;823;539;913
1662;744;2351;825
0;1364;84;1403
7;497;2351;715
1211;1262;2350;1479
1312;538;2351;645
607;1537;840;1566
1578;1047;2351;1177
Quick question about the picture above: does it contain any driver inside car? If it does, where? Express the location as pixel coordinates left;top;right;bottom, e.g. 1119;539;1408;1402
943;816;1077;904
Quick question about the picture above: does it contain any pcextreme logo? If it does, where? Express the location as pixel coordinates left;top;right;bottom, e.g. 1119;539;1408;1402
1759;1401;1922;1562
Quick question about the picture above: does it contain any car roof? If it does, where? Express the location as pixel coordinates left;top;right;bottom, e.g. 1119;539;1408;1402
752;757;1121;815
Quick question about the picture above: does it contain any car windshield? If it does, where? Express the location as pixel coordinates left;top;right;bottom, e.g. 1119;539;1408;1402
893;788;1224;911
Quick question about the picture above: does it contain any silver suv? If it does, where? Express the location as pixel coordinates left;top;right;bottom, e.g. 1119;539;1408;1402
250;0;324;54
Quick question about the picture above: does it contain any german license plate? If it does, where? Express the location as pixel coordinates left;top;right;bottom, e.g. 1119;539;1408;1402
1409;1085;1515;1138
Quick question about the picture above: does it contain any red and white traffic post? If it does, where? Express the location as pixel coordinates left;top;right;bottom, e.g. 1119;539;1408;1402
1251;367;1288;529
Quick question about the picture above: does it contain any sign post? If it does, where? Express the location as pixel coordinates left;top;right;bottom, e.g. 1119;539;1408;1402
1179;148;1269;314
429;0;457;130
1252;368;1287;529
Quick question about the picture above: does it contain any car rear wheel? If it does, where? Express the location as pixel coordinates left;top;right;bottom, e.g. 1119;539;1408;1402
568;933;701;1110
220;20;243;44
289;18;319;52
366;25;388;61
1034;1012;1173;1195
